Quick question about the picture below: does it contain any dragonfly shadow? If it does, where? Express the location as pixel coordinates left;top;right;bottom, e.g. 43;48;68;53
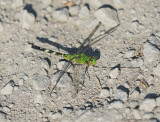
36;37;101;60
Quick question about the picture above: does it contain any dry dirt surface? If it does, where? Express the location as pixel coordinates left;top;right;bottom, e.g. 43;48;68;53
0;0;160;122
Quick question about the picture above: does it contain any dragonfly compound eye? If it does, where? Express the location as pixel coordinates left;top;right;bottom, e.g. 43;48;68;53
88;56;96;65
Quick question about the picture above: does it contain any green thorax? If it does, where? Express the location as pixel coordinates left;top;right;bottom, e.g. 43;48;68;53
63;53;96;65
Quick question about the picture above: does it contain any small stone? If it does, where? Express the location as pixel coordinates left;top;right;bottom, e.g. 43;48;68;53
31;74;50;91
131;58;144;67
139;98;156;112
33;92;44;104
79;5;90;18
143;42;160;63
53;8;69;22
113;0;126;9
129;100;138;108
8;103;15;108
130;89;140;99
143;112;154;119
12;0;23;8
94;7;119;29
153;63;160;78
43;117;49;122
3;106;10;113
114;89;128;101
21;10;35;29
124;107;131;114
108;100;124;109
124;49;136;58
57;61;73;73
69;5;80;16
13;85;19;91
156;97;160;106
50;112;62;119
89;0;110;9
51;72;72;88
99;89;110;98
147;75;154;85
0;112;6;122
18;78;24;86
41;0;52;7
133;109;142;119
109;68;120;78
0;80;15;95
149;118;159;122
0;23;4;32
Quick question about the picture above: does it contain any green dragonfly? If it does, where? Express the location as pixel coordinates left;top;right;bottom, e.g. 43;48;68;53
30;22;119;97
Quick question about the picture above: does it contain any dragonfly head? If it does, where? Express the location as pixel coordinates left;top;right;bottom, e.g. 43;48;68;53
88;56;96;65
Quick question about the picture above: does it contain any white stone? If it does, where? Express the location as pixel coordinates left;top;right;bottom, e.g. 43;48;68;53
124;107;131;114
99;89;110;98
3;106;11;113
0;81;14;95
12;0;23;8
31;74;50;91
133;109;142;119
79;5;90;18
125;49;136;58
14;86;19;91
108;100;124;109
153;63;160;78
147;75;154;85
41;0;52;7
109;68;120;78
156;97;160;106
143;42;160;63
0;23;4;32
114;89;128;101
18;78;24;86
0;112;6;122
129;100;138;108
50;112;62;119
130;89;140;99
94;7;119;29
69;5;80;16
33;93;44;104
139;98;156;112
53;8;69;22
143;112;154;119
113;0;126;9
21;10;35;29
57;61;73;73
89;0;112;9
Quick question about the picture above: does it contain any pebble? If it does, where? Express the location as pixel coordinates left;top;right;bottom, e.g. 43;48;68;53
17;78;24;86
99;89;110;98
3;106;11;113
31;74;50;91
147;75;154;85
153;63;160;78
109;68;120;79
33;92;44;104
139;98;156;112
124;49;136;58
108;100;124;109
21;10;35;29
124;107;131;114
69;5;80;16
143;112;154;119
156;96;160;106
148;35;160;47
79;5;90;18
113;0;126;9
114;89;128;102
53;8;69;22
0;112;6;122
130;89;140;99
94;7;119;29
13;85;19;91
57;61;73;73
0;80;15;95
51;72;72;88
49;111;62;119
12;0;23;8
89;0;109;9
129;100;138;108
41;0;52;7
143;42;160;63
149;118;159;122
0;22;4;32
133;109;142;119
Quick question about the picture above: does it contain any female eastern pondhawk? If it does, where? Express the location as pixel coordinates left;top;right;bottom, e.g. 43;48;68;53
30;22;119;97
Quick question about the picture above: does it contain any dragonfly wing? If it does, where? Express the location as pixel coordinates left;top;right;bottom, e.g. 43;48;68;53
71;64;86;98
50;61;71;94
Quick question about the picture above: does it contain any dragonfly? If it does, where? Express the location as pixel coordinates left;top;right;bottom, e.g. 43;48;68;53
30;22;119;97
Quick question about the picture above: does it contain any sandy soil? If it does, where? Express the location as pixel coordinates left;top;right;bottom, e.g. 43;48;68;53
0;0;160;122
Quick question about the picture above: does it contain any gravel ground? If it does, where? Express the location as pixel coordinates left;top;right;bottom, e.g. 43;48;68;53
0;0;160;122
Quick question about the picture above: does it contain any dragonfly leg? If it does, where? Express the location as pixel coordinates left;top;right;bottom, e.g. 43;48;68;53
85;65;90;80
